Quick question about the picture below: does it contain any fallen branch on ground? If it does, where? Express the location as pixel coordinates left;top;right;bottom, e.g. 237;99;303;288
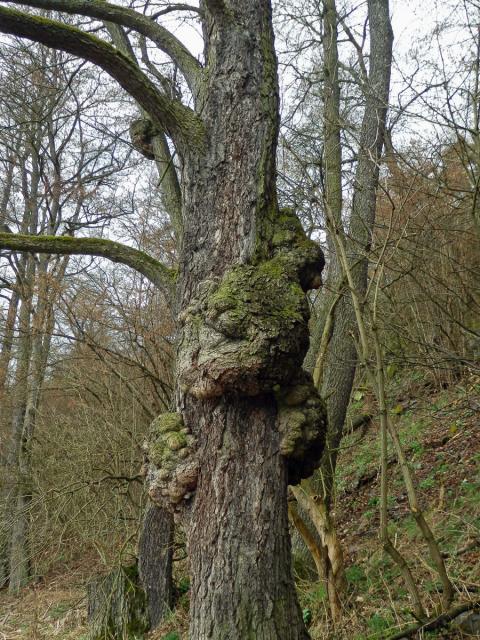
385;600;480;640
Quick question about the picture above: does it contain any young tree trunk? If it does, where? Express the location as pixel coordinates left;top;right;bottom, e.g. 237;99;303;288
6;260;34;594
8;254;60;593
0;288;19;398
300;0;347;618
301;0;393;617
0;276;22;587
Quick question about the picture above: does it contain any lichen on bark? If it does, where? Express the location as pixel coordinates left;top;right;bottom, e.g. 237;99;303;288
144;412;198;510
178;209;324;400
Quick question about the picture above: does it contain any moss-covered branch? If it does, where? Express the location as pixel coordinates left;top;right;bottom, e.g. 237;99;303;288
0;7;204;150
0;233;176;294
2;0;202;94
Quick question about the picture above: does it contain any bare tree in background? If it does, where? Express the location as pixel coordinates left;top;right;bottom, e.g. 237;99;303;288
0;40;136;594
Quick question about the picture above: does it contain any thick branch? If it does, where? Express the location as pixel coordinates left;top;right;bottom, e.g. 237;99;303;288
2;0;202;94
0;233;176;294
0;7;204;150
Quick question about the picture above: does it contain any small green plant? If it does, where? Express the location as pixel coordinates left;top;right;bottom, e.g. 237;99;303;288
420;474;435;490
367;613;392;633
177;576;190;594
304;582;327;604
302;607;312;625
346;564;367;585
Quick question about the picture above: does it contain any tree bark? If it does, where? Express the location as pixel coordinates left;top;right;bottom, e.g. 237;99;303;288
170;4;313;635
182;396;308;639
138;502;174;628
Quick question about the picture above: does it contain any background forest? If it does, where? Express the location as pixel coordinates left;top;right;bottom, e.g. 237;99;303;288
0;0;479;639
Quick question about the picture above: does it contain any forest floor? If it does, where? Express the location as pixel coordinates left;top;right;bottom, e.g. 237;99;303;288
0;371;478;640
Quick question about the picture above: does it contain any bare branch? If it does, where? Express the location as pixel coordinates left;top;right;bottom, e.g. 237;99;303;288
2;0;203;93
0;232;176;294
150;4;203;19
0;6;205;150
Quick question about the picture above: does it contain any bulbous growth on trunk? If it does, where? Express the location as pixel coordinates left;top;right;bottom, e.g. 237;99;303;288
177;209;324;400
276;371;327;485
144;412;199;509
272;208;325;292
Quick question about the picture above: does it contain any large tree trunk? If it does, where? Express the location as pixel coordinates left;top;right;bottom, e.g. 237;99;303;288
145;2;325;637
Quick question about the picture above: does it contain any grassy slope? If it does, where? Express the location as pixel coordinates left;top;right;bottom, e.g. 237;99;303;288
0;374;478;640
303;371;480;639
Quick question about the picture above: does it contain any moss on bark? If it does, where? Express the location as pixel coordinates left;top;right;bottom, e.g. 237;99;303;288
178;209;324;399
145;413;198;510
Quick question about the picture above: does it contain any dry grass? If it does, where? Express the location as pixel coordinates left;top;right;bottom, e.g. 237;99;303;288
1;374;478;640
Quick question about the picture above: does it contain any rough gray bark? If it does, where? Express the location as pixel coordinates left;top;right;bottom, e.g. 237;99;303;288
138;502;174;628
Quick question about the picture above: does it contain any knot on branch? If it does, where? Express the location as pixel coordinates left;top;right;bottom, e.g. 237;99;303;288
144;412;198;510
129;118;158;160
276;371;327;485
178;210;324;399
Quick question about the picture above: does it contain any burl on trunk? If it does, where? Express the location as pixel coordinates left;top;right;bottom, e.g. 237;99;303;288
144;2;327;638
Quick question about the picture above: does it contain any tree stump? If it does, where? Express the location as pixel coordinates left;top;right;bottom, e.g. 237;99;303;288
138;503;174;628
87;564;149;640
